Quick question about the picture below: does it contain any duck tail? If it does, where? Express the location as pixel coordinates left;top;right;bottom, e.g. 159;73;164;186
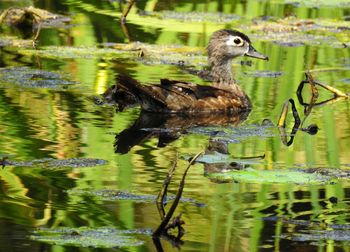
117;75;166;112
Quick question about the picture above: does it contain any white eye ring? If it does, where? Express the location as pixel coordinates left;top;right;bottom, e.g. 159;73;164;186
226;36;244;46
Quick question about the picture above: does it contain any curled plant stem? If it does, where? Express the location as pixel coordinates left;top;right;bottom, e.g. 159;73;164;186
277;99;301;146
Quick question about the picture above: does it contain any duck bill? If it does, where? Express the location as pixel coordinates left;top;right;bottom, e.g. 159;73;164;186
245;45;268;60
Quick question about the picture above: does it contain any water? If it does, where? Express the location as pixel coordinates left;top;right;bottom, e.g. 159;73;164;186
1;0;350;251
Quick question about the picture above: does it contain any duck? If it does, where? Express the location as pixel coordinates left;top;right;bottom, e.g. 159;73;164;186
114;29;268;114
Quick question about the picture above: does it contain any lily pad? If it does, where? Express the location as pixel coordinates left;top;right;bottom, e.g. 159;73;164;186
206;167;333;185
67;189;205;206
284;0;350;7
266;216;350;244
189;124;276;143
19;46;129;59
0;35;32;48
16;43;206;66
0;6;71;28
196;151;264;165
30;227;149;248
141;10;240;23
5;158;107;168
287;230;350;243
0;66;76;88
247;16;350;47
68;189;156;202
244;70;283;78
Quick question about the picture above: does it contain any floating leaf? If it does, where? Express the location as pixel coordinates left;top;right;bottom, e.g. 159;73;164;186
189;124;276;143
247;16;350;47
0;35;32;48
30;227;149;248
0;67;76;88
67;189;205;206
266;216;350;243
18;46;129;59
283;0;350;7
196;151;263;165
6;158;107;168
206;168;333;185
13;43;206;68
286;230;350;243
244;70;284;78
141;10;240;23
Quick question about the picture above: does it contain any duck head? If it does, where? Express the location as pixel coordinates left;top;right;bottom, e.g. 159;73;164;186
207;29;268;84
208;29;268;61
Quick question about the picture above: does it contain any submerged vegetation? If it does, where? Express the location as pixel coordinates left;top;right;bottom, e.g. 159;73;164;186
1;0;350;251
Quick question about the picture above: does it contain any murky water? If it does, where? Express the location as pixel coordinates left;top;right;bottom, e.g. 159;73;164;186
1;0;350;251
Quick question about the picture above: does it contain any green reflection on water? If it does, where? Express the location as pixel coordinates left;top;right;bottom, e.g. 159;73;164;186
1;0;350;251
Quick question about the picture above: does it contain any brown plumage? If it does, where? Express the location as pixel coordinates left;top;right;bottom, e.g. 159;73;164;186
115;29;268;114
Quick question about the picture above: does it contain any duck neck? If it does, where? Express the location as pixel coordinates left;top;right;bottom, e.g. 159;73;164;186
209;56;251;106
209;57;235;85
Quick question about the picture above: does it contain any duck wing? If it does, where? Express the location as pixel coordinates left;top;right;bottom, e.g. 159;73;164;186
117;75;250;113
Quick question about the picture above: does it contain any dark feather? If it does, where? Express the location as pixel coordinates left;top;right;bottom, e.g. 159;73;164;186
117;74;250;113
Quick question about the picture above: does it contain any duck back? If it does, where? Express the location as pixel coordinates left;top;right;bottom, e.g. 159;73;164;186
117;75;251;114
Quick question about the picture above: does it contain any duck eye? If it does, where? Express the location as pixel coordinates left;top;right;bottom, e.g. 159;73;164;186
234;38;242;45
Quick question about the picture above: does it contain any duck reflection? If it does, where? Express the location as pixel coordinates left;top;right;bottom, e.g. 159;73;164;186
114;110;250;154
201;139;265;181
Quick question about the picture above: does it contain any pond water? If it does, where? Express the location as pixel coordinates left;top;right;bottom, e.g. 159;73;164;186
1;0;350;251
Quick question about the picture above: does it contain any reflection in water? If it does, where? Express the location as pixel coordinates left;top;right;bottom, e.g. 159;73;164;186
59;74;350;249
152;152;202;251
115;110;249;154
1;0;350;251
278;73;348;146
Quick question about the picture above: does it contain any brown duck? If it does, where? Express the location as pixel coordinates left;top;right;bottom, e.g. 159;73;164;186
115;29;268;113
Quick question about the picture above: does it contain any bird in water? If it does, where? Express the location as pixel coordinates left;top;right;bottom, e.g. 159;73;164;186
107;29;268;114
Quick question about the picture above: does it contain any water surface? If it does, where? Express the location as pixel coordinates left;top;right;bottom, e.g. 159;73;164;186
1;0;350;251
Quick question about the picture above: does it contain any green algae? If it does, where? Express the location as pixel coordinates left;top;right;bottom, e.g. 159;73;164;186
30;227;148;248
